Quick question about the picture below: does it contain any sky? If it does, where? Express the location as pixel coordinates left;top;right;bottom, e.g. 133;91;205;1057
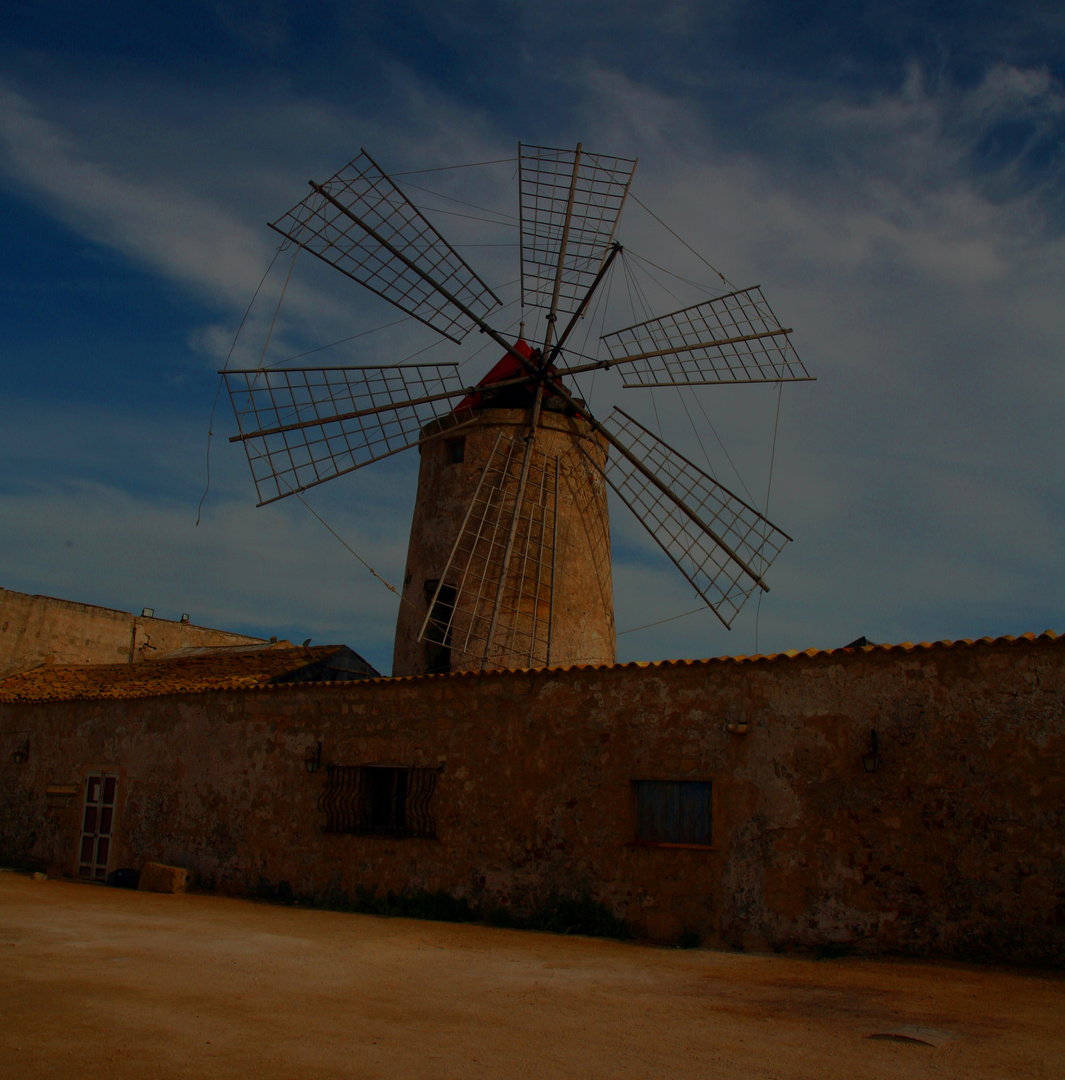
1;1;1063;675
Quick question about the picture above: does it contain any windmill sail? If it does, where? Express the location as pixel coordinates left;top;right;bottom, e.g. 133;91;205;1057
225;364;472;505
419;432;558;671
581;286;810;387
519;143;636;320
595;409;791;628
269;150;501;343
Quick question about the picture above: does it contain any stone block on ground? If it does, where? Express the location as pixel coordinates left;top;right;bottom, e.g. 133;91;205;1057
138;862;189;894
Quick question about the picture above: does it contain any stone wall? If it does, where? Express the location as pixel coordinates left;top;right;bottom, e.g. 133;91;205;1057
1;634;1062;962
0;587;267;675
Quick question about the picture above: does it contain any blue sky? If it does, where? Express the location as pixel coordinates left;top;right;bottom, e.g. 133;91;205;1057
1;2;1063;673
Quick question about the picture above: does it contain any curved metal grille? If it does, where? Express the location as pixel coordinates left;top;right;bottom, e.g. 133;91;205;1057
318;765;438;838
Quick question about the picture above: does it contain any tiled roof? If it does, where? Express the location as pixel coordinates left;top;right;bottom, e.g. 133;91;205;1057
678;628;1062;669
0;644;374;703
394;628;1063;681
0;629;1057;702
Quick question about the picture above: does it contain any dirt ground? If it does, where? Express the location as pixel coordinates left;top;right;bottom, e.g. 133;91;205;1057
1;872;1061;1079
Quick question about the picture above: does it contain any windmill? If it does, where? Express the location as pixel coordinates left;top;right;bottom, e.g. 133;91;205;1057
224;143;811;675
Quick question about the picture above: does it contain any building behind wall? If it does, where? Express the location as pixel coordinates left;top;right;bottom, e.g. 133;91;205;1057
0;586;269;676
2;630;1062;961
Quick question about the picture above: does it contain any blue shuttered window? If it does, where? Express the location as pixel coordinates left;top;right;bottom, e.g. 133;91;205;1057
635;780;712;846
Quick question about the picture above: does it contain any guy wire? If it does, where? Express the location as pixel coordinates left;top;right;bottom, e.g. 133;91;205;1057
630;193;736;289
754;378;785;655
196;244;285;526
294;493;418;613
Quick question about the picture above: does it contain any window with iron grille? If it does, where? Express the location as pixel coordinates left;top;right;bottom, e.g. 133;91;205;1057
634;780;712;847
318;765;438;838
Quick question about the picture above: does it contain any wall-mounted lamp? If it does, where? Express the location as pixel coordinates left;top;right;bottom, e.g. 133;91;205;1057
862;729;880;773
11;739;29;766
305;742;322;774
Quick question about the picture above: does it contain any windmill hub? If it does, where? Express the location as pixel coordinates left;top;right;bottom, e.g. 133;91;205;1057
450;340;580;417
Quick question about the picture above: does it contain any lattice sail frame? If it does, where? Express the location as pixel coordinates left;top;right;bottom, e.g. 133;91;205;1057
270;150;500;343
519;143;637;318
596;409;792;629
594;286;810;387
225;364;470;505
419;432;559;671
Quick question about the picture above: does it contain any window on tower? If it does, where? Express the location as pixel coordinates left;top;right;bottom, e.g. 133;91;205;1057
423;580;456;674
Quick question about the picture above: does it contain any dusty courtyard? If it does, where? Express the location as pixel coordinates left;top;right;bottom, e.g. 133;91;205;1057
1;872;1061;1079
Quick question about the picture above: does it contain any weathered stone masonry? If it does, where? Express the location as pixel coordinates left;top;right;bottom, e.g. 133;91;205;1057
0;586;266;675
1;633;1062;962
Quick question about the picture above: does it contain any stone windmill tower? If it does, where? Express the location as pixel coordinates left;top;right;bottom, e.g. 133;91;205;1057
391;361;615;676
225;143;810;675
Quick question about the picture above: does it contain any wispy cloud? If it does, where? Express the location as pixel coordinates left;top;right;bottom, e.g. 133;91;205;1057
0;84;271;305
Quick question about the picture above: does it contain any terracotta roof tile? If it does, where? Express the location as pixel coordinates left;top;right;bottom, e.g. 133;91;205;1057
0;644;365;703
402;628;1061;682
1;629;1058;702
